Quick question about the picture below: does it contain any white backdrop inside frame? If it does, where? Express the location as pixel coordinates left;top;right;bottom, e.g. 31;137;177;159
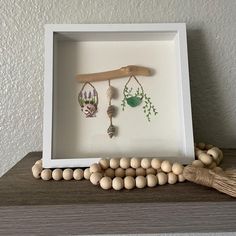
43;24;194;168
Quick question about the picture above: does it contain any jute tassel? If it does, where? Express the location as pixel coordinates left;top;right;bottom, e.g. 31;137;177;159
183;165;236;198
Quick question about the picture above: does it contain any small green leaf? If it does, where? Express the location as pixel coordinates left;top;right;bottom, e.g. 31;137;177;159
126;96;142;107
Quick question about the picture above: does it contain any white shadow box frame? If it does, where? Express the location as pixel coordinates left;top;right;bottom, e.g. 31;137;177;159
43;23;194;168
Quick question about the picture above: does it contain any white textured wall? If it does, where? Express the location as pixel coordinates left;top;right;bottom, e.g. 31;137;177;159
1;0;236;176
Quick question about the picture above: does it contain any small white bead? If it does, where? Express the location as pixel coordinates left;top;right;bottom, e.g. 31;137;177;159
198;153;213;166
172;162;184;175
115;167;125;178
73;169;84;180
120;157;130;169
124;176;135;190
35;159;42;166
178;174;186;182
100;177;112;190
90;172;103;185
146;168;156;175
146;174;158;187
151;158;162;169
99;158;110;169
125;168;136;177
191;160;205;168
135;167;146;176
63;168;73;180
141;158;151;169
161;160;172;173
135;176;147;188
104;168;115;178
168;172;178;184
32;165;42;179
130;157;141;169
157;172;168;185
41;169;52;181
90;163;102;173
110;158;120;169
52;169;63;181
84;168;91;180
112;177;124;190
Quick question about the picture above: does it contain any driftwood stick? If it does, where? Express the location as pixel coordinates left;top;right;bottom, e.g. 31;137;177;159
76;65;152;83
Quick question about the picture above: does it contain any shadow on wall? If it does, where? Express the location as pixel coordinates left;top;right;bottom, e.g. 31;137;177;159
187;29;231;147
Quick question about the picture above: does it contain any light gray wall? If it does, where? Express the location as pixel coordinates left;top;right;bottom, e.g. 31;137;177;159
1;0;236;176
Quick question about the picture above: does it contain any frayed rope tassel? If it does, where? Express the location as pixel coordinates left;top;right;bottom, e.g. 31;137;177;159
183;165;236;198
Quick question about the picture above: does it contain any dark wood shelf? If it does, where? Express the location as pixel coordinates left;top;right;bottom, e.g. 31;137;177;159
0;149;236;235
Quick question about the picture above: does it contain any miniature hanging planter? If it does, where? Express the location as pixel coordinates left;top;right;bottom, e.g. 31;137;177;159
78;82;98;118
121;75;158;122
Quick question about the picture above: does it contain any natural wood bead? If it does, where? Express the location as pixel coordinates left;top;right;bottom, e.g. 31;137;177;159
135;176;147;189
83;168;91;180
207;147;222;165
198;153;213;166
107;85;115;99
161;160;172;173
115;168;125;178
168;172;178;184
32;164;43;173
99;158;110;170
52;169;63;181
73;169;84;180
104;168;115;178
135;167;146;176
197;142;205;150
146;168;156;175
130;157;141;169
213;166;223;173
110;158;120;169
191;160;205;168
178;174;186;182
146;174;158;187
32;165;42;179
195;148;204;157
90;172;103;185
157;172;168;185
125;168;136;177
124;176;135;190
112;177;124;190
35;159;42;166
208;161;217;169
172;162;184;175
119;157;130;169
205;144;214;150
151;158;162;169
41;169;52;181
63;168;73;180
90;163;102;173
100;177;112;190
141;158;151;169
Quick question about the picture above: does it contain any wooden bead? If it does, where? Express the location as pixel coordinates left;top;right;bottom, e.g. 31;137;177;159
208;161;217;169
99;158;110;169
130;157;141;169
213;166;223;173
207;147;222;165
52;169;63;181
195;148;204;157
197;142;205;150
32;165;42;179
115;167;125;178
205;144;214;150
90;163;102;173
107;85;115;99
90;172;103;185
83;168;91;180
124;176;135;190
120;157;130;169
110;158;120;169
104;168;115;178
172;162;184;175
151;158;162;169
73;169;84;180
41;169;52;181
141;158;151;169
100;177;112;190
135;176;147;188
157;172;168;185
125;168;136;177
168;172;178;184
146;174;158;187
35;159;42;166
32;164;43;173
191;160;205;168
161;160;172;173
112;177;124;190
135;167;146;176
178;174;186;182
198;153;213;166
63;168;73;180
146;168;156;175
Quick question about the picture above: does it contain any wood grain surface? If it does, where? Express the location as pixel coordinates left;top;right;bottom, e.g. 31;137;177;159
0;150;236;235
